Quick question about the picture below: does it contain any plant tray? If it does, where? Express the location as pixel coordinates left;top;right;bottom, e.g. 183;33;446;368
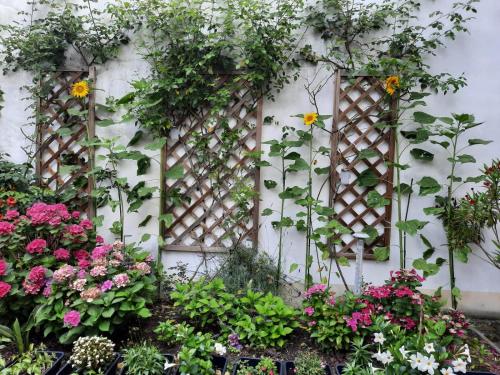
56;353;120;375
232;357;282;375
335;364;496;375
3;351;64;375
283;361;332;375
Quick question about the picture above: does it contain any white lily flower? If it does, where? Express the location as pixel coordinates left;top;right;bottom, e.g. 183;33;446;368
420;354;439;375
424;343;435;354
452;358;467;373
408;353;425;370
440;367;455;375
374;332;386;345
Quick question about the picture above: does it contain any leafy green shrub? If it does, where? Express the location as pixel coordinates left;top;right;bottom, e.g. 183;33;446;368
154;320;194;346
170;278;298;348
122;342;165;375
177;332;217;375
0;346;55;375
294;352;325;375
231;289;298;348
215;246;279;294
170;278;235;328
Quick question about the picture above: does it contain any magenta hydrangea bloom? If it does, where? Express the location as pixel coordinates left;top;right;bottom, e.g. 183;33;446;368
0;221;15;236
101;280;113;292
54;248;71;261
304;284;327;298
0;259;7;276
63;310;81;327
26;238;47;254
304;306;315;316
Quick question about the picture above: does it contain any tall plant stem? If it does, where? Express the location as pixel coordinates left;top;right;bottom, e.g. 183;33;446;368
446;124;461;309
305;125;314;288
276;156;286;289
395;129;405;269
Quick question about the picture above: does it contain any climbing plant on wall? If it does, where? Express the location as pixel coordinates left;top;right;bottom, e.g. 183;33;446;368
302;0;482;304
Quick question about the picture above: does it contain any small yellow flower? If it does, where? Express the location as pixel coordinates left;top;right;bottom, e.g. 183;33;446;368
207;126;215;133
71;81;89;99
385;76;400;96
303;112;318;126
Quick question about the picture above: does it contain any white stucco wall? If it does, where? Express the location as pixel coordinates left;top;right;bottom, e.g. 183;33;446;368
1;0;499;315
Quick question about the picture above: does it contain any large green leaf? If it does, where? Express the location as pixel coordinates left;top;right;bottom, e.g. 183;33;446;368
165;165;184;179
410;148;434;161
396;220;428;235
468;138;492;145
417;177;441;196
357;169;379;187
414;111;436;124
366;191;390;208
373;247;389;262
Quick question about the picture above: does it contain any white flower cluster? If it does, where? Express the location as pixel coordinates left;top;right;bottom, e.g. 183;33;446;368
371;333;471;375
69;336;115;371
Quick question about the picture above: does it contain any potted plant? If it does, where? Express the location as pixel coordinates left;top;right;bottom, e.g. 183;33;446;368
233;357;281;375
283;352;332;375
117;342;166;375
57;336;119;375
0;346;64;375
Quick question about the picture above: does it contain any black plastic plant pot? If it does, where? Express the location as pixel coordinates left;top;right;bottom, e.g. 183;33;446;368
232;357;282;375
3;351;64;375
117;354;226;375
56;354;120;375
283;361;332;375
336;364;495;375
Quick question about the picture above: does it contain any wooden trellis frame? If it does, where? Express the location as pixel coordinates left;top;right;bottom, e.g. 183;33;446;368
35;67;96;216
330;71;396;259
161;84;263;253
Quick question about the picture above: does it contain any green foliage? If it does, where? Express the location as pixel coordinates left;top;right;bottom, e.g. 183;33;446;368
177;332;216;375
0;0;131;73
0;346;55;375
230;289;298;348
236;358;277;375
215;246;280;294
154;320;194;346
170;278;298;348
0;317;34;354
170;278;235;328
294;351;325;375
122;342;165;375
112;0;303;136
0;153;35;193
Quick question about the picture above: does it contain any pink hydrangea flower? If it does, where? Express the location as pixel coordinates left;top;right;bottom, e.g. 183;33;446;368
23;279;42;295
54;248;71;261
43;283;52;297
26;238;47;254
28;266;46;283
363;285;392;299
101;280;113;292
96;235;104;244
26;203;70;225
113;273;130;288
67;224;84;236
78;259;91;269
304;306;315;316
0;259;7;276
112;241;124;251
63;310;81;327
91;245;112;260
5;210;20;220
81;287;102;302
308;320;317;327
394;286;414;298
71;211;81;220
73;250;89;261
90;266;107;277
304;284;327;298
80;219;93;230
133;262;151;275
70;278;87;292
0;281;11;298
0;221;15;235
53;265;76;283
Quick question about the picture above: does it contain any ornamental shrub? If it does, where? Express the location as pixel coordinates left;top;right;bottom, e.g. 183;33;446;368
170;278;298;349
302;270;444;351
0;201;156;343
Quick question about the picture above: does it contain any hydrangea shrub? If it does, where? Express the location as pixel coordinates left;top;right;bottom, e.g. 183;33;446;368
0;202;156;343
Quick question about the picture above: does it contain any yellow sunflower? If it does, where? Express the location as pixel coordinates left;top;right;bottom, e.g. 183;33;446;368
303;112;318;126
71;81;90;99
385;75;400;96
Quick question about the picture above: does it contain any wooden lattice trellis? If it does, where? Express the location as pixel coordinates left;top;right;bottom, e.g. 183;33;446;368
36;67;96;216
330;72;396;259
162;85;263;253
